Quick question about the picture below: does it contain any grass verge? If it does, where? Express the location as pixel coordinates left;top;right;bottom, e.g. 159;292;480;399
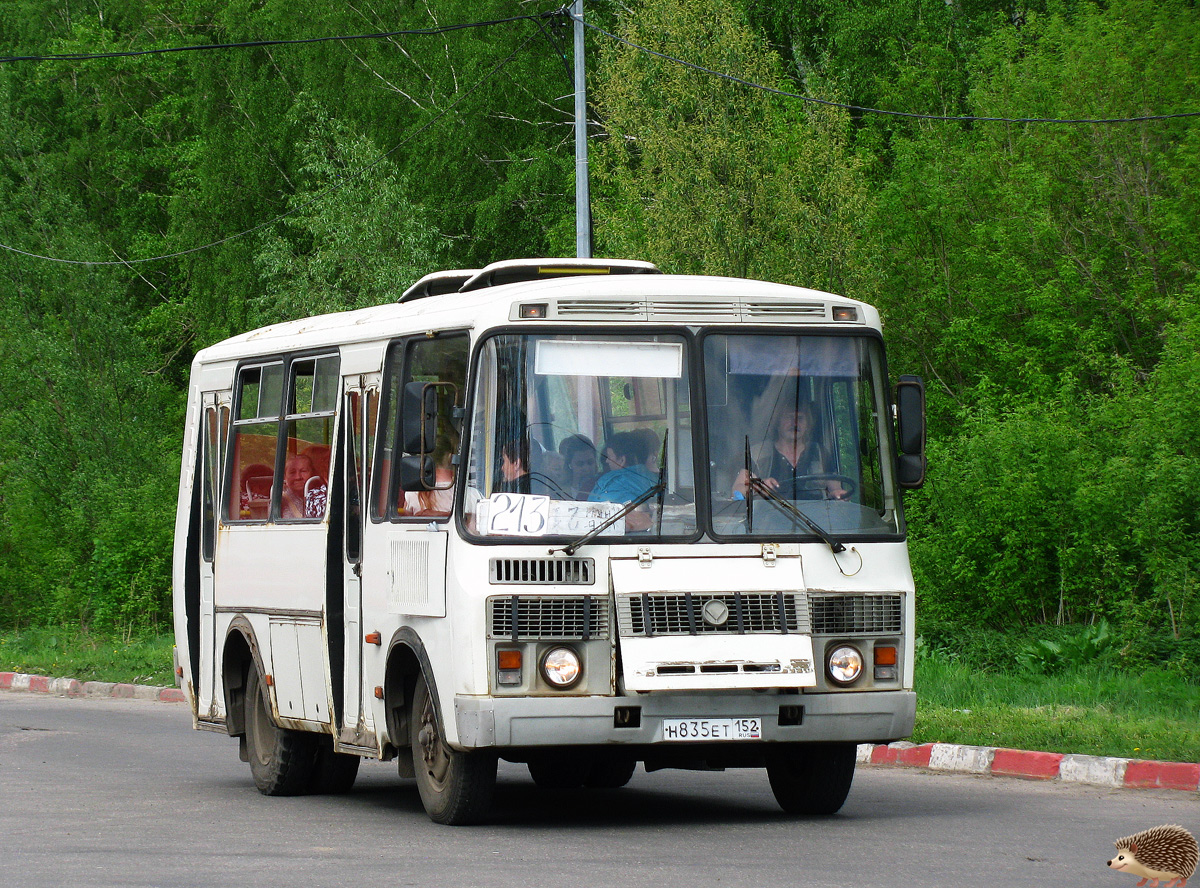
0;628;176;687
913;655;1200;763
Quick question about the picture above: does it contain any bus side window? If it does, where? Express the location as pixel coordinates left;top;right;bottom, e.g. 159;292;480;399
279;355;339;521
374;333;468;520
398;335;468;518
228;363;284;522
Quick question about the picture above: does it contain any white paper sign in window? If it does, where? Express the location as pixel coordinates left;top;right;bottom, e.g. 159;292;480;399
482;493;552;536
478;496;626;537
535;340;683;379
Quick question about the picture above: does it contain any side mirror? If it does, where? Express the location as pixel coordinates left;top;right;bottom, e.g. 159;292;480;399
895;375;926;489
402;382;438;455
399;454;436;492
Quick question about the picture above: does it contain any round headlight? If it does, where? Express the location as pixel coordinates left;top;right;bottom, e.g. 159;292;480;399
540;646;583;689
827;644;864;686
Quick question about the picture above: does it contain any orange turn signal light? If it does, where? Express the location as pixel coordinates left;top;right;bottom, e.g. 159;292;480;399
497;650;523;670
874;646;897;666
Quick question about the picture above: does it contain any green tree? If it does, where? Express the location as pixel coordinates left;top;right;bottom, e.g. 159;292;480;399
593;0;875;298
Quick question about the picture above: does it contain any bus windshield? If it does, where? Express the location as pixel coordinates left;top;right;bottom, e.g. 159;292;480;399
463;333;697;540
705;332;901;538
462;330;901;541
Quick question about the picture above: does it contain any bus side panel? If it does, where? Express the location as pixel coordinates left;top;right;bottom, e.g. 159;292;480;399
172;394;201;719
214;525;332;728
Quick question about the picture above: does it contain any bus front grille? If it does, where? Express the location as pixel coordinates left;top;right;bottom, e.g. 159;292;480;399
488;595;610;641
489;557;594;585
808;593;903;635
616;592;809;636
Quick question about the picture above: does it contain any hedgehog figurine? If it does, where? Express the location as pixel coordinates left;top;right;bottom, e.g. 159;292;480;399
1108;824;1198;888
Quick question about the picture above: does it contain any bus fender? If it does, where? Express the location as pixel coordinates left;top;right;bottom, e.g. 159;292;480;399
383;627;443;754
222;616;265;739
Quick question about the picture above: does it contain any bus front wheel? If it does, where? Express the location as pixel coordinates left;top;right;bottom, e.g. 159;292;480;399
410;674;496;825
244;667;318;796
765;742;856;815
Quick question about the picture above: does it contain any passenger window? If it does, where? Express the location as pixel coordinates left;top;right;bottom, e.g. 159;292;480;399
228;363;283;522
279;355;339;521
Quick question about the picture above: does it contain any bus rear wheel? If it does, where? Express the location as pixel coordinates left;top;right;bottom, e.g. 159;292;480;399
309;736;361;794
765;742;856;815
244;667;318;796
411;674;496;825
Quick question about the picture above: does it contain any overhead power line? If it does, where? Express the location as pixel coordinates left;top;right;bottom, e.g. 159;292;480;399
0;11;560;64
574;12;1200;125
0;26;543;267
3;6;1198;267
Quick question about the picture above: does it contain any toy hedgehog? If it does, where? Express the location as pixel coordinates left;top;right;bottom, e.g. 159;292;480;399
1108;824;1198;888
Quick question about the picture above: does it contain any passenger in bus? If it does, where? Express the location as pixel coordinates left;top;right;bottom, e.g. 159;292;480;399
495;436;555;496
281;453;327;519
404;434;456;517
558;433;600;500
731;402;849;501
589;431;657;505
634;427;661;473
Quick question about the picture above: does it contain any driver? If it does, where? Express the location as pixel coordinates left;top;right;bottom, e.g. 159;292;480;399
732;402;849;501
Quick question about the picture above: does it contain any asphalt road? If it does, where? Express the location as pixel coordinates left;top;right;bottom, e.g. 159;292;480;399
1;693;1195;888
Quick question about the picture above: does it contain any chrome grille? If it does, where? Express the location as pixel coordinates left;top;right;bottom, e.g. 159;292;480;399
646;300;740;320
743;300;827;319
809;593;903;635
489;557;594;585
488;595;609;640
617;592;808;636
555;299;643;318
550;298;832;322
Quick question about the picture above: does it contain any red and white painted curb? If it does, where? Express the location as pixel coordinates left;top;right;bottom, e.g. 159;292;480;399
1;670;186;704
858;741;1200;793
3;671;1195;793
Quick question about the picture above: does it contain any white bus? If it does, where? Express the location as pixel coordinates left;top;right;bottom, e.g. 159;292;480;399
172;258;927;824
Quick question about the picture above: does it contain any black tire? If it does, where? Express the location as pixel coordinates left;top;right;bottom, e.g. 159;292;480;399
765;742;856;815
584;754;637;789
527;752;587;789
244;668;319;796
411;674;496;825
309;736;361;794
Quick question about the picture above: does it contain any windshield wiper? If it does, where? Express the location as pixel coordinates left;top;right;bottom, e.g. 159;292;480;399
745;473;846;554
653;430;669;537
554;479;666;556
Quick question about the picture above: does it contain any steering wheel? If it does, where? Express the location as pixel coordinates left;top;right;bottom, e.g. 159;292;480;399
790;473;858;500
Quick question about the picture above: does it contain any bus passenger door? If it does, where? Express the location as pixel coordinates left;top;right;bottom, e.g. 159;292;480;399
197;397;224;718
339;382;375;746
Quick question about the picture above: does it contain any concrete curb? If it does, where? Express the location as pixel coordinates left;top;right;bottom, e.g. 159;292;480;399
1;671;186;704
3;671;1196;793
858;741;1200;794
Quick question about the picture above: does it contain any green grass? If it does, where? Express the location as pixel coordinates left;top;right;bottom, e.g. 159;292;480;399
0;628;176;686
913;655;1200;763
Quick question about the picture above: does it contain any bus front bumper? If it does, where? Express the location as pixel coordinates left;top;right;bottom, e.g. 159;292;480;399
453;690;915;749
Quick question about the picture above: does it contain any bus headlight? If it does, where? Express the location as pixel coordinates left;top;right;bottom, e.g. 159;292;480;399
540;646;583;689
826;644;864;686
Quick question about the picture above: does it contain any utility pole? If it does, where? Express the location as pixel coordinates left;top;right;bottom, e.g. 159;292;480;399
572;0;592;259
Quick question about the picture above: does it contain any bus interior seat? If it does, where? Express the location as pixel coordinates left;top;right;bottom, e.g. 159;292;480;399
242;463;274;502
299;444;331;484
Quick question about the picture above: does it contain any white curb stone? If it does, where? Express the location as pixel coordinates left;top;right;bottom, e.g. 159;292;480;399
1059;754;1128;787
48;677;81;696
929;743;996;774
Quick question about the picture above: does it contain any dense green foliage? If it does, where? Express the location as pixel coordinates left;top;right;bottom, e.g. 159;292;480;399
1;0;1198;667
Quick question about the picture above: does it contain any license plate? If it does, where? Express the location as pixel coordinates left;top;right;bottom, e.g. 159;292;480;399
662;717;762;741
